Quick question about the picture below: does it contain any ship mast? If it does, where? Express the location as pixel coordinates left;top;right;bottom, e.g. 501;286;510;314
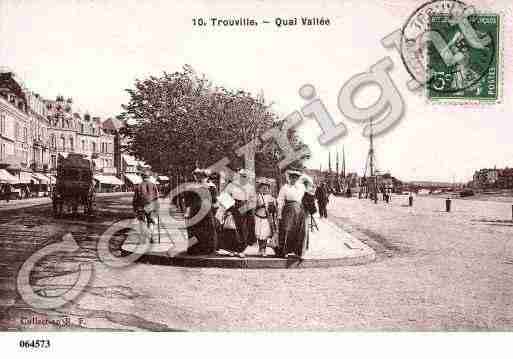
362;117;378;201
369;118;374;178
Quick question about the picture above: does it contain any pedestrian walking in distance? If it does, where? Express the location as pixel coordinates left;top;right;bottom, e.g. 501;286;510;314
132;170;160;243
315;181;329;218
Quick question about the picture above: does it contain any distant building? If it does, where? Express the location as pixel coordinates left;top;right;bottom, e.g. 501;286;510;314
496;168;513;189
0;70;126;195
0;72;32;171
472;168;498;188
471;167;513;189
45;97;114;173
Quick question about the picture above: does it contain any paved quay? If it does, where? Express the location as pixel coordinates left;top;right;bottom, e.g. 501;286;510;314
1;193;512;331
0;192;130;213
121;203;376;268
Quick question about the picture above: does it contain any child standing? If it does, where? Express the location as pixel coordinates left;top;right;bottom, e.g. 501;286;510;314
254;180;276;257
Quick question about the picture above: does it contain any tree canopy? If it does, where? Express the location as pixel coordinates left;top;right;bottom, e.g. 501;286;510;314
119;65;309;180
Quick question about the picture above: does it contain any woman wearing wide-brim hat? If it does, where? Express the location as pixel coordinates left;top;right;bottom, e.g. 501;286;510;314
183;168;218;255
221;168;257;254
275;168;311;258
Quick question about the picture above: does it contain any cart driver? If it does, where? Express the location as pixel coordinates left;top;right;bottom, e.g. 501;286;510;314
132;170;160;243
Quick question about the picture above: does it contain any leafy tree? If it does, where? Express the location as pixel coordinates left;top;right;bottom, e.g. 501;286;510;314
119;65;309;182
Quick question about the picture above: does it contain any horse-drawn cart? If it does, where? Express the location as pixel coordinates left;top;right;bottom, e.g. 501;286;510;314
52;153;96;217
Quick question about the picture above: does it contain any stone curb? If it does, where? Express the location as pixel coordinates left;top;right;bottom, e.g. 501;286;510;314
120;248;376;269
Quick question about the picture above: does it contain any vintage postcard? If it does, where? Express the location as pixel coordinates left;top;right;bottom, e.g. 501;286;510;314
0;0;512;356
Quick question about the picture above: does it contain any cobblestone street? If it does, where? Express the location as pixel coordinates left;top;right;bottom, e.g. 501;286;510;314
1;193;512;331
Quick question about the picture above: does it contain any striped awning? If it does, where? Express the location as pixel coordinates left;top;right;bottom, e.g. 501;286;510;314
32;173;50;184
19;171;33;184
124;173;142;185
0;169;18;184
94;174;123;186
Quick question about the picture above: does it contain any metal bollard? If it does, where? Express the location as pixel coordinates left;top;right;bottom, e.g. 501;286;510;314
408;195;413;207
445;198;451;212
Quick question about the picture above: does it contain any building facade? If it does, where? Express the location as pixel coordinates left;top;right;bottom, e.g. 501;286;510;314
0;71;118;194
0;72;32;172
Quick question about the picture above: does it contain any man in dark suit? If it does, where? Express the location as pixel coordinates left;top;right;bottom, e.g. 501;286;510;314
315;182;329;218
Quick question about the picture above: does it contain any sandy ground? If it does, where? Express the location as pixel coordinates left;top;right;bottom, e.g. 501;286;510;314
1;194;512;331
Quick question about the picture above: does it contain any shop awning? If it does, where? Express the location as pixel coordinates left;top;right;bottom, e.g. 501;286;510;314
19;171;33;184
158;175;169;181
0;169;18;184
32;173;50;184
124;173;142;185
94;174;123;186
123;155;138;166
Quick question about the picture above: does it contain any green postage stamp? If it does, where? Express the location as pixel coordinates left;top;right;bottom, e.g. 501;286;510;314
427;13;501;103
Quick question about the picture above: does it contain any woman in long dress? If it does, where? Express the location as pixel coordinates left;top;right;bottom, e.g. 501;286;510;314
221;169;256;254
254;180;277;257
183;168;218;255
276;170;308;258
216;188;246;257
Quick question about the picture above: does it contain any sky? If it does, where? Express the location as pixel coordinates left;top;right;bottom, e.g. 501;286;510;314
1;0;511;183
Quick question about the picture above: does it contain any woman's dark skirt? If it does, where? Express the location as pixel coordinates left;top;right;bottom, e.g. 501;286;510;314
278;201;306;257
186;211;217;255
217;205;248;253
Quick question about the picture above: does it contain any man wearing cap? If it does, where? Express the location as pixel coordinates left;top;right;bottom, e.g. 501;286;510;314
132;170;160;243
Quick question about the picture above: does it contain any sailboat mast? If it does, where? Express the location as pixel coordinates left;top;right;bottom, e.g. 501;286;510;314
342;146;346;178
369;118;374;178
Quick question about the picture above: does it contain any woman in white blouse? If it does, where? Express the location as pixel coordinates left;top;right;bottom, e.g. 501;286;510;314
276;169;308;258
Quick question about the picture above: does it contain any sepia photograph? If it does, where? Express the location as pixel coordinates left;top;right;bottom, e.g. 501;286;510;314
0;0;512;356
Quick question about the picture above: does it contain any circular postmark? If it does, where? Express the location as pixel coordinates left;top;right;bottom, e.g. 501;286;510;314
400;0;496;94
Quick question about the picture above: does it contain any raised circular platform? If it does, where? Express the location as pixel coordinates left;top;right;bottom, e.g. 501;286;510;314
120;216;376;269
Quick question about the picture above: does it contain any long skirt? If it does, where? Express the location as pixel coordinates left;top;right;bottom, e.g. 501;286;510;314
232;200;256;248
278;201;306;257
186;211;217;255
217;208;247;253
254;216;272;240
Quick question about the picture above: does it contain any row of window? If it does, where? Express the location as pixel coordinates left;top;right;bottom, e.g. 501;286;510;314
49;155;113;169
14;123;28;142
0;112;5;135
1;108;113;165
0;142;5;160
50;117;101;136
48;136;112;153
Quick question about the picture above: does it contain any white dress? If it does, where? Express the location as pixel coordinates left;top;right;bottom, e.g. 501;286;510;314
254;193;275;240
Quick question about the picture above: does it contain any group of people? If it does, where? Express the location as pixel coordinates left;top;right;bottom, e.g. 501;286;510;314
0;183;13;202
131;166;332;259
179;167;330;259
